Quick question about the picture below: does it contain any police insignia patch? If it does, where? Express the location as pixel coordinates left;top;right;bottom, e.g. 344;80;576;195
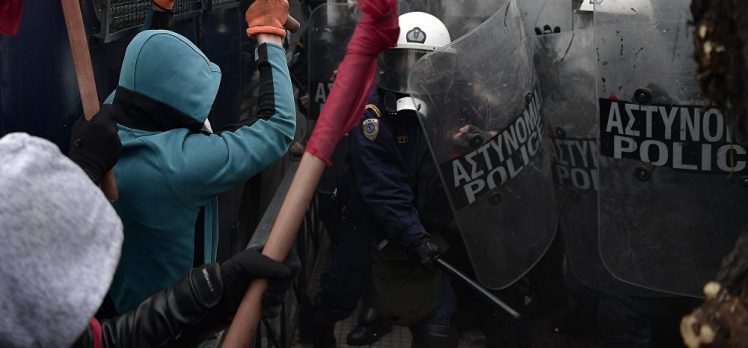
362;118;379;141
406;27;427;43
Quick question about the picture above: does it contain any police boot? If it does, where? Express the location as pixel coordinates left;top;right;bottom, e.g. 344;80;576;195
410;323;459;348
346;305;393;345
298;299;349;348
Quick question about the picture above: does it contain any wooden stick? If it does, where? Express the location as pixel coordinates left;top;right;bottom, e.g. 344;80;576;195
60;0;119;201
60;0;98;120
221;152;325;348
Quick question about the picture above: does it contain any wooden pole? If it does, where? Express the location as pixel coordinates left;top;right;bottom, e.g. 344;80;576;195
221;152;325;347
60;0;118;201
221;2;395;344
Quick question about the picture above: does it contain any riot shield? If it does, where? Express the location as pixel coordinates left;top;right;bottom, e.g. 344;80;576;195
397;0;504;40
535;27;658;295
307;3;359;120
535;28;603;290
517;0;573;37
596;0;748;297
408;0;558;290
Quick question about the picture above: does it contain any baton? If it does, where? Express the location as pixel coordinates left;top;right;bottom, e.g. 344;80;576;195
376;239;520;318
434;257;520;319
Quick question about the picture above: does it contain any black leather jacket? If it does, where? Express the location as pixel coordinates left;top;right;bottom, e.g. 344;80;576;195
72;263;228;347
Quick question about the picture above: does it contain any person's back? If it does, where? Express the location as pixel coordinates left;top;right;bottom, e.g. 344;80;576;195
107;29;296;313
111;128;217;313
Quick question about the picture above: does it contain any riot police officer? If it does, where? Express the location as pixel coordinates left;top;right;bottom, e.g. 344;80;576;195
298;11;460;348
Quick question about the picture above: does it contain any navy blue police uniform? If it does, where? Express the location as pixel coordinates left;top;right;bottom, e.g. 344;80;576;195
312;92;456;328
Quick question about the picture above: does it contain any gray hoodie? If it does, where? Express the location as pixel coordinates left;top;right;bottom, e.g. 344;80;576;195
0;133;123;347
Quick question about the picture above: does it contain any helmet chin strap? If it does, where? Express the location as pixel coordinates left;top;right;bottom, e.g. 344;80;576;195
380;90;428;116
396;96;428;117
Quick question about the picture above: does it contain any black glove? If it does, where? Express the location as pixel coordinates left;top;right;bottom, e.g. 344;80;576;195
73;249;292;347
259;248;301;319
219;248;293;316
68;106;122;185
407;237;441;268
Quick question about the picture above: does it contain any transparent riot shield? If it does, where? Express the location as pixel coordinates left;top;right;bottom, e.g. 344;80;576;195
535;28;604;290
408;0;558;290
596;0;748;297
307;3;359;120
535;27;659;295
518;0;573;37
397;0;504;40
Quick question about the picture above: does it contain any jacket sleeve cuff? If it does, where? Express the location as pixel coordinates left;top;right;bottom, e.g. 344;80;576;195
393;222;428;248
189;263;223;310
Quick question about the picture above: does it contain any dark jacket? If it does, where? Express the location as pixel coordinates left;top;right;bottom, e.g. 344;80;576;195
339;93;453;247
74;264;228;348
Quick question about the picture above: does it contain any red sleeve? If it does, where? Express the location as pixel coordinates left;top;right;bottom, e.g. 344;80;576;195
89;318;103;348
305;0;399;165
0;0;23;35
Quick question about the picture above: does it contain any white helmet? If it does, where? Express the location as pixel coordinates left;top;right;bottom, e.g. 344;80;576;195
377;12;452;97
395;12;451;51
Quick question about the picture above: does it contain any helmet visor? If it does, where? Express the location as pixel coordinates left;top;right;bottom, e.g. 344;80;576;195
377;48;430;94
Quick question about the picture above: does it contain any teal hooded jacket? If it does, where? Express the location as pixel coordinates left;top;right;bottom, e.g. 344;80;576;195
105;30;295;312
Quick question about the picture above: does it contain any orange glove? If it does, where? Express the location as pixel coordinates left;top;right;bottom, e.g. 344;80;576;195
153;0;174;11
245;0;288;39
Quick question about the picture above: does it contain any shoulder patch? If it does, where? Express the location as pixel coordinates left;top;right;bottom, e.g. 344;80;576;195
362;118;380;141
365;104;382;118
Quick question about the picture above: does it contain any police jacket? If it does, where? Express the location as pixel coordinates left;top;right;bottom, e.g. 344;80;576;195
339;94;453;247
105;31;295;313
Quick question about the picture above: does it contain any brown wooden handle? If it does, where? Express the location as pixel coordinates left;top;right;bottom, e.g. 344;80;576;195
61;0;99;120
61;0;120;202
285;15;301;33
221;153;326;348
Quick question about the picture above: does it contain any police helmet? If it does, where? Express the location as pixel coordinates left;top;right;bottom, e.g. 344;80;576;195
377;12;452;95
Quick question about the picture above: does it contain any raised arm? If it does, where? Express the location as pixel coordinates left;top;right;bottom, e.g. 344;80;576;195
144;0;173;30
167;2;295;200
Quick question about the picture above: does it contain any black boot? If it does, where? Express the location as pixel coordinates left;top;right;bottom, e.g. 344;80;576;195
346;305;392;346
298;299;350;348
410;323;459;348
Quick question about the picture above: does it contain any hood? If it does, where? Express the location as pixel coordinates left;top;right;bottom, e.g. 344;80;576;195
119;30;222;124
0;133;123;347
